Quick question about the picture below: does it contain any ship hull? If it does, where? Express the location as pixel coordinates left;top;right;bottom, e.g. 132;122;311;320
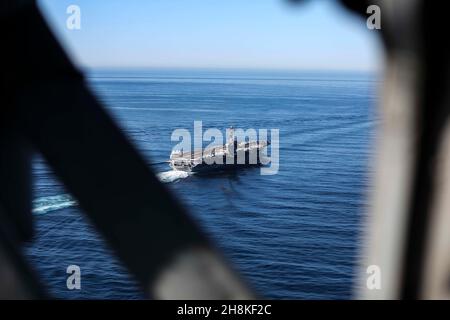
169;141;269;173
170;156;263;173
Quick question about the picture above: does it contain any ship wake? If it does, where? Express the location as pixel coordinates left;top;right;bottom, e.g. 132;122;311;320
157;170;192;183
33;170;191;214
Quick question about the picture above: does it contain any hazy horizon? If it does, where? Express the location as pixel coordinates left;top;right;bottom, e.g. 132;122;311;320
39;0;383;72
82;66;382;75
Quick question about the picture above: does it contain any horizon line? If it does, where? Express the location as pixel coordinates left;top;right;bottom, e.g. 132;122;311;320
80;65;381;74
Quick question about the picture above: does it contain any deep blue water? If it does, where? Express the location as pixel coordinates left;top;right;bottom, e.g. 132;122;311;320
26;69;378;299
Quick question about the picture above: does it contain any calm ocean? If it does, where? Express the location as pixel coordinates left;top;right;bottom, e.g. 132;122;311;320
26;69;378;299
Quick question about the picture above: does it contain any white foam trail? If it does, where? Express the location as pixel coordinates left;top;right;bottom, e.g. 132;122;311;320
32;171;190;214
157;170;191;183
32;194;77;214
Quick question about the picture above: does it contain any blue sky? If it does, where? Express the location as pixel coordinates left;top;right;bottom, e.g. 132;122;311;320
38;0;383;71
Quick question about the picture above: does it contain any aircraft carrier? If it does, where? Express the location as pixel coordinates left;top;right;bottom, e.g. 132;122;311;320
169;130;270;173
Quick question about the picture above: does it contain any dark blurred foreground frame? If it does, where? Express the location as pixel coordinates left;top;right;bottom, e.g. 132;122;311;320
338;0;450;299
291;0;448;299
0;1;252;299
1;0;449;300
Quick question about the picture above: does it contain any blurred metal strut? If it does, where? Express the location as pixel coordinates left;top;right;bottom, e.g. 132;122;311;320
0;1;253;299
3;0;450;301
